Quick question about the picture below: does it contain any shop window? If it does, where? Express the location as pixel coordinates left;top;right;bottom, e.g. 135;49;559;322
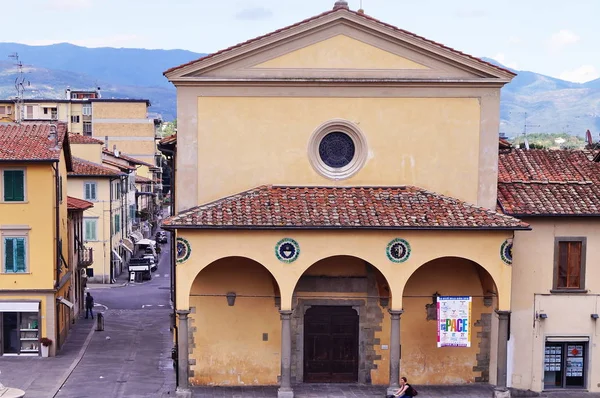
544;341;587;389
553;237;586;291
1;310;39;355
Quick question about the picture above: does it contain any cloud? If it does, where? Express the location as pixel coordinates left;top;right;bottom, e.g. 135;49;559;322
548;29;580;50
235;7;273;21
559;65;600;83
45;0;92;10
492;53;519;70
20;34;143;48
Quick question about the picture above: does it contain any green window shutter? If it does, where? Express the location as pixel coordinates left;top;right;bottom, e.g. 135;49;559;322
85;220;91;240
91;183;96;200
4;171;14;201
15;238;26;272
85;183;90;200
4;238;15;272
4;171;24;201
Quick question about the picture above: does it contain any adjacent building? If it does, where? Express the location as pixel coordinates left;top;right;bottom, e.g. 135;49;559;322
162;2;526;396
497;148;600;393
0;122;76;356
0;88;161;166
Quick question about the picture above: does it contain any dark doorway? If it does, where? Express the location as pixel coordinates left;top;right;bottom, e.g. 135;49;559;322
304;306;359;382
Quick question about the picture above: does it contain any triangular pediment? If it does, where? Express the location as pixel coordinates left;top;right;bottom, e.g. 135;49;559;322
165;9;514;83
253;34;429;70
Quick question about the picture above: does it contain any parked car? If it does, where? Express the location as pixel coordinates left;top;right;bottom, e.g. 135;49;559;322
155;231;168;244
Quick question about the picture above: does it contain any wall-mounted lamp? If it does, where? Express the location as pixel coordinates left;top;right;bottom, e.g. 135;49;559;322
591;313;599;320
226;292;236;307
538;313;548;320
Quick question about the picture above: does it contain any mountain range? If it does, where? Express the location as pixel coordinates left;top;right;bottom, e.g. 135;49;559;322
0;42;598;137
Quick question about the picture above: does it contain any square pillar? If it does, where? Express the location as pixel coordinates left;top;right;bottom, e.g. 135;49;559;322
176;310;192;398
494;310;511;397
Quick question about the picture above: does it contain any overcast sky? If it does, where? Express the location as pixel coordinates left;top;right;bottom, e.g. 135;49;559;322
1;0;599;83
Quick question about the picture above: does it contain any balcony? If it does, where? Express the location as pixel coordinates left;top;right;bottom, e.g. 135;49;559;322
77;246;93;268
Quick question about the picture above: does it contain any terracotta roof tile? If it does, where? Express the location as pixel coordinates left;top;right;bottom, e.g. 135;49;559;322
69;134;104;145
0;123;67;162
159;134;176;145
102;148;155;167
163;185;528;230
69;157;125;177
164;9;513;77
497;149;600;216
102;159;136;172
67;196;94;211
135;175;153;184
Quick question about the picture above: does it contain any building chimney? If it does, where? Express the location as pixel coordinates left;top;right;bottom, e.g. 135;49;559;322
65;87;71;100
97;87;101;99
333;0;349;10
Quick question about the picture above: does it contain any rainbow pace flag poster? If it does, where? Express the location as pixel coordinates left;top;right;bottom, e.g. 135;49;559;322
437;296;472;348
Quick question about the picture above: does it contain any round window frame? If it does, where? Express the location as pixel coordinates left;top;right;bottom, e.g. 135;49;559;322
308;119;367;180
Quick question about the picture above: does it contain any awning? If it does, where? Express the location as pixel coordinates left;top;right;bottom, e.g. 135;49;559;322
130;231;143;242
120;240;134;255
135;239;156;246
112;249;123;263
0;302;39;312
57;298;74;309
546;336;589;342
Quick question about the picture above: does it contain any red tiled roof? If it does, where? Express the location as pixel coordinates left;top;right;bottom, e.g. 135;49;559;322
69;157;125;177
164;8;514;77
102;159;136;172
162;185;528;230
159;134;176;145
497;149;600;216
135;175;153;184
102;148;155;167
0;123;68;162
69;134;104;145
67;196;94;211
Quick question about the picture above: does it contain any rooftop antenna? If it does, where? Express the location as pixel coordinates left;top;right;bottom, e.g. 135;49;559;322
358;0;365;13
9;53;30;124
510;111;539;150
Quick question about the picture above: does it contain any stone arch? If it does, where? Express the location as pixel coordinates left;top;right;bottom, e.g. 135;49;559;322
186;256;283;386
400;256;499;386
290;255;393;385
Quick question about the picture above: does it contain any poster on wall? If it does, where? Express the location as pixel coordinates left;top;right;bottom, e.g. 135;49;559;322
437;296;472;348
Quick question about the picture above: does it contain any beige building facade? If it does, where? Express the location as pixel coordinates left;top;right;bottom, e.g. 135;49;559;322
163;2;530;397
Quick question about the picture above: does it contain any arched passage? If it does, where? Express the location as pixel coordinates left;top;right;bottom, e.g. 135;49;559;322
290;255;392;385
401;256;498;386
187;256;282;386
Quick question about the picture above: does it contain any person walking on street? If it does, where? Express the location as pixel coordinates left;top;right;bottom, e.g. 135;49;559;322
85;292;94;319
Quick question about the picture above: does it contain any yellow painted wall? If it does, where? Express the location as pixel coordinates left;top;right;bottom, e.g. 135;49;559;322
93;123;154;138
189;257;281;385
510;218;600;392
196;97;481;205
0;163;55;290
255;35;429;70
70;143;103;164
92;102;148;119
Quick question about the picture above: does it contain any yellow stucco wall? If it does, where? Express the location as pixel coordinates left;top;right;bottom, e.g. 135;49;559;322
91;102;148;119
93;123;154;138
0;163;55;290
70;143;103;164
195;97;481;205
510;218;600;392
254;35;429;70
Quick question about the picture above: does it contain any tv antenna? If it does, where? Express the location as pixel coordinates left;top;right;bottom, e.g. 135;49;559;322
9;53;30;123
510;111;540;150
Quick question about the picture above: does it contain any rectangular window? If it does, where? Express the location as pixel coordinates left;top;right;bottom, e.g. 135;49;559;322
51;108;57;119
82;104;92;116
71;115;80;123
0;106;6;115
129;204;136;220
114;214;121;234
84;182;97;201
3;170;25;202
84;219;97;241
3;237;27;273
553;238;586;291
83;122;92;136
544;341;587;389
25;106;33;119
43;107;48;115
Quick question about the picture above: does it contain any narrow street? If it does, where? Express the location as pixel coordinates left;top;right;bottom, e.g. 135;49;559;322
54;230;176;398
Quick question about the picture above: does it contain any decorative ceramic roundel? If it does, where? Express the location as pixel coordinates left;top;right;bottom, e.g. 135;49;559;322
386;238;411;263
176;237;191;263
500;239;513;265
275;238;300;263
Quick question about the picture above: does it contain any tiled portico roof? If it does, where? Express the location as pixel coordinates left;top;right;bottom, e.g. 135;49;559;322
497;149;600;216
67;196;94;211
163;185;528;230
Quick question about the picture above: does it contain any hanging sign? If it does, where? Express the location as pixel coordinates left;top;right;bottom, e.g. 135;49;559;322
437;296;472;348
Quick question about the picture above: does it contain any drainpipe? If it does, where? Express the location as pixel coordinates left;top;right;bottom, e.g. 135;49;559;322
52;161;60;353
